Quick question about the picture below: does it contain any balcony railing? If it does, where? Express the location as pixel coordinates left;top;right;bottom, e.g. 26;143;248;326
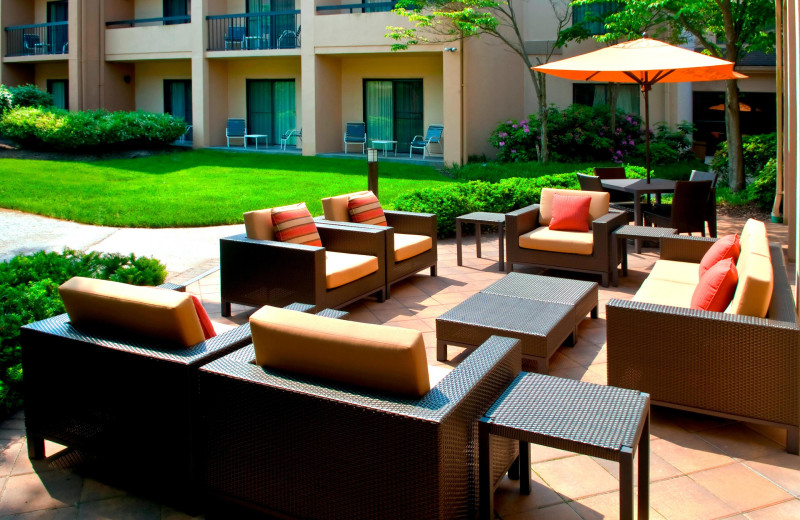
5;22;68;57
316;2;396;14
106;15;191;28
206;11;300;51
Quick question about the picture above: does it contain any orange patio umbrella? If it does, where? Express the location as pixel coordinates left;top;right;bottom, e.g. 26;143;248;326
533;37;746;182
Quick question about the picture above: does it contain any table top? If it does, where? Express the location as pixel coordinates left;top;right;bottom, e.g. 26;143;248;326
456;212;506;224
602;178;676;195
482;272;596;306
613;225;678;239
481;372;649;459
372;140;397;145
245;133;268;138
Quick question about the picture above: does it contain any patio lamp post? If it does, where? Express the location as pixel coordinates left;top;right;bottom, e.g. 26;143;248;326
367;147;379;197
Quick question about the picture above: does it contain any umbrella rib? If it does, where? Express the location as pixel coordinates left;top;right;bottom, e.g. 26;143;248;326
622;71;643;85
586;71;600;81
650;69;675;84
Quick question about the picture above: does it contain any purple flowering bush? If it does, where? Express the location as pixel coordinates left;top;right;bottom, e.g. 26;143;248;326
488;118;539;162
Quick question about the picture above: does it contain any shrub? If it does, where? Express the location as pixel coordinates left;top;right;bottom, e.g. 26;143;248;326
711;133;777;181
9;84;53;109
0;107;188;152
745;158;778;211
0;249;166;418
0;85;12;116
631;122;696;164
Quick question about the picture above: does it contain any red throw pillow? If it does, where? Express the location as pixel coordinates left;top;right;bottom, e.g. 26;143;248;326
190;295;217;340
699;234;740;278
271;202;323;247
691;257;738;312
348;191;387;226
549;194;592;232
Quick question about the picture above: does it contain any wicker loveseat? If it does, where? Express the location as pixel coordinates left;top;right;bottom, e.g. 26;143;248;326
199;320;521;520
607;222;800;453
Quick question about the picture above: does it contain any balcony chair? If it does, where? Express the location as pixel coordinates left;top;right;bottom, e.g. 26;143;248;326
224;25;245;50
220;205;387;315
280;128;301;150
343;121;367;154
505;187;628;287
200;306;522;519
410;124;444;158
320;191;437;298
22;33;41;55
644;180;713;236
576;173;635;222
277;28;298;48
226;118;246;147
21;277;253;510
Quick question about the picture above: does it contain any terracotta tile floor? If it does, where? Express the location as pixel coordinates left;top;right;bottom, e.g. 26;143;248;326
2;215;797;519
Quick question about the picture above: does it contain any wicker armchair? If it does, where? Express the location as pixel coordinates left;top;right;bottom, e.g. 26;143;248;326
319;193;437;298
20;285;253;509
607;236;800;453
199;335;522;519
505;193;627;287
220;223;386;315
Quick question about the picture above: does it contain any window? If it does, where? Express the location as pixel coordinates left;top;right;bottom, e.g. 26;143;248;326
363;79;423;154
164;80;192;140
47;1;68;54
573;83;640;116
163;0;190;25
572;1;618;36
47;79;68;110
247;0;296;49
247;79;296;145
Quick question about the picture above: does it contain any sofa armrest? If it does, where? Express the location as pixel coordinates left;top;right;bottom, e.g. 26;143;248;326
660;235;716;263
384;210;437;238
506;204;540;239
591;210;627;261
317;223;386;259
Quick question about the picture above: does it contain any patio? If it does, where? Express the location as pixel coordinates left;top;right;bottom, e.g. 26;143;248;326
1;213;797;519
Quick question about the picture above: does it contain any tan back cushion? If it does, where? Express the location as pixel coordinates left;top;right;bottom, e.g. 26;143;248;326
322;191;369;222
244;208;275;240
727;220;773;318
59;277;206;347
251;306;430;397
539;188;610;227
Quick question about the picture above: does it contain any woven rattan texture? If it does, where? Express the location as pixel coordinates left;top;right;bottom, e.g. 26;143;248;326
457;212;506;224
613;225;678;239
437;293;573;358
200;336;521;519
482;272;596;306
484;373;647;461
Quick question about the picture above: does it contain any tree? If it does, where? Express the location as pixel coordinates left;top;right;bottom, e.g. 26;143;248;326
570;0;775;191
388;0;572;162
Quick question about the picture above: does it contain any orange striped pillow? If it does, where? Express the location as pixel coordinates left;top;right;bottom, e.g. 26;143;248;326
271;203;322;247
347;191;387;226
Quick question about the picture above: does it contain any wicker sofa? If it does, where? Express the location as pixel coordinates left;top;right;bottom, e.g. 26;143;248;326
607;224;800;453
20;282;253;508
220;221;386;315
199;332;522;519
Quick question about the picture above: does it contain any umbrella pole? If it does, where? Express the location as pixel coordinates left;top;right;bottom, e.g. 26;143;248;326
643;84;651;183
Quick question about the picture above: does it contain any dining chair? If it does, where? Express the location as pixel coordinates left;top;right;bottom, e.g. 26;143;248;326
644;180;713;235
577;173;635;222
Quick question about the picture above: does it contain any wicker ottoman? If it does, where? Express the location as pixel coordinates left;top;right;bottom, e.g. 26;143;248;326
436;273;598;373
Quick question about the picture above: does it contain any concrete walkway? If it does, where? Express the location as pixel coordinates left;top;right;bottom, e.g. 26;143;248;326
0;208;243;278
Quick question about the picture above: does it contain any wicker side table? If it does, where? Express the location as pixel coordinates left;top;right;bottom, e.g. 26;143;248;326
611;225;678;286
479;372;650;520
456;212;506;271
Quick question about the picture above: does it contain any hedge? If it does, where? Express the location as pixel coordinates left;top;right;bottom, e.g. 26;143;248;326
0;107;188;152
0;250;166;418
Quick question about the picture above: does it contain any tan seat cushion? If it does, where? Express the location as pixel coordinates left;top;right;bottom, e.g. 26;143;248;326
321;191;369;222
519;226;594;255
244;208;275;240
58;277;205;347
251;306;430;397
726;218;773;318
539;188;610;228
648;260;701;286
632;278;696;308
394;233;432;262
325;251;378;289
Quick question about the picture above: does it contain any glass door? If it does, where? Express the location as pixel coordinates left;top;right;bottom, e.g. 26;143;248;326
47;80;68;110
164;80;192;140
46;1;68;54
365;81;393;147
364;79;423;153
393;80;423;154
246;0;271;49
163;0;190;25
247;79;296;145
273;0;296;48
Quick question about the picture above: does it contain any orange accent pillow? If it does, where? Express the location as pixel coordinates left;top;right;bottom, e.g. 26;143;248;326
347;191;388;226
699;234;740;278
190;295;217;340
271;203;323;247
691;257;739;312
548;194;592;232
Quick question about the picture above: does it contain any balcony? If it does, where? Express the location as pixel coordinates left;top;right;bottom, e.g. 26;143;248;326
105;16;193;60
4;22;68;58
206;12;300;52
316;1;396;15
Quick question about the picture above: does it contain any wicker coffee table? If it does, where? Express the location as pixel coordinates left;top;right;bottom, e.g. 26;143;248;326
611;225;677;286
479;372;650;520
436;273;598;373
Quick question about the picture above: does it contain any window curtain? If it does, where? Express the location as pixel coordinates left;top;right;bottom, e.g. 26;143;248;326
48;80;67;110
592;85;608;108
273;81;296;145
365;81;393;147
393;80;423;153
616;85;640;116
247;0;271;48
247;80;273;137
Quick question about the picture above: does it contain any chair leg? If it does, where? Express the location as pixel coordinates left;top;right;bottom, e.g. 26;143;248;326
788;427;799;454
221;300;231;317
27;434;45;460
430;265;437;277
601;273;609;288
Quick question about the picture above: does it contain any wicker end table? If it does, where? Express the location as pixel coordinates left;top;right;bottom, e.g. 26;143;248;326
456;212;506;271
436;273;598;374
479;372;650;520
611;225;678;286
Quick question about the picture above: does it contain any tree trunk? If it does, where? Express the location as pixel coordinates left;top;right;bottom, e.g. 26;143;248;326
539;73;549;162
725;79;745;191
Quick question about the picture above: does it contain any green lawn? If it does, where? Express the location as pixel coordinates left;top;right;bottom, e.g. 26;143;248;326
0;150;456;227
